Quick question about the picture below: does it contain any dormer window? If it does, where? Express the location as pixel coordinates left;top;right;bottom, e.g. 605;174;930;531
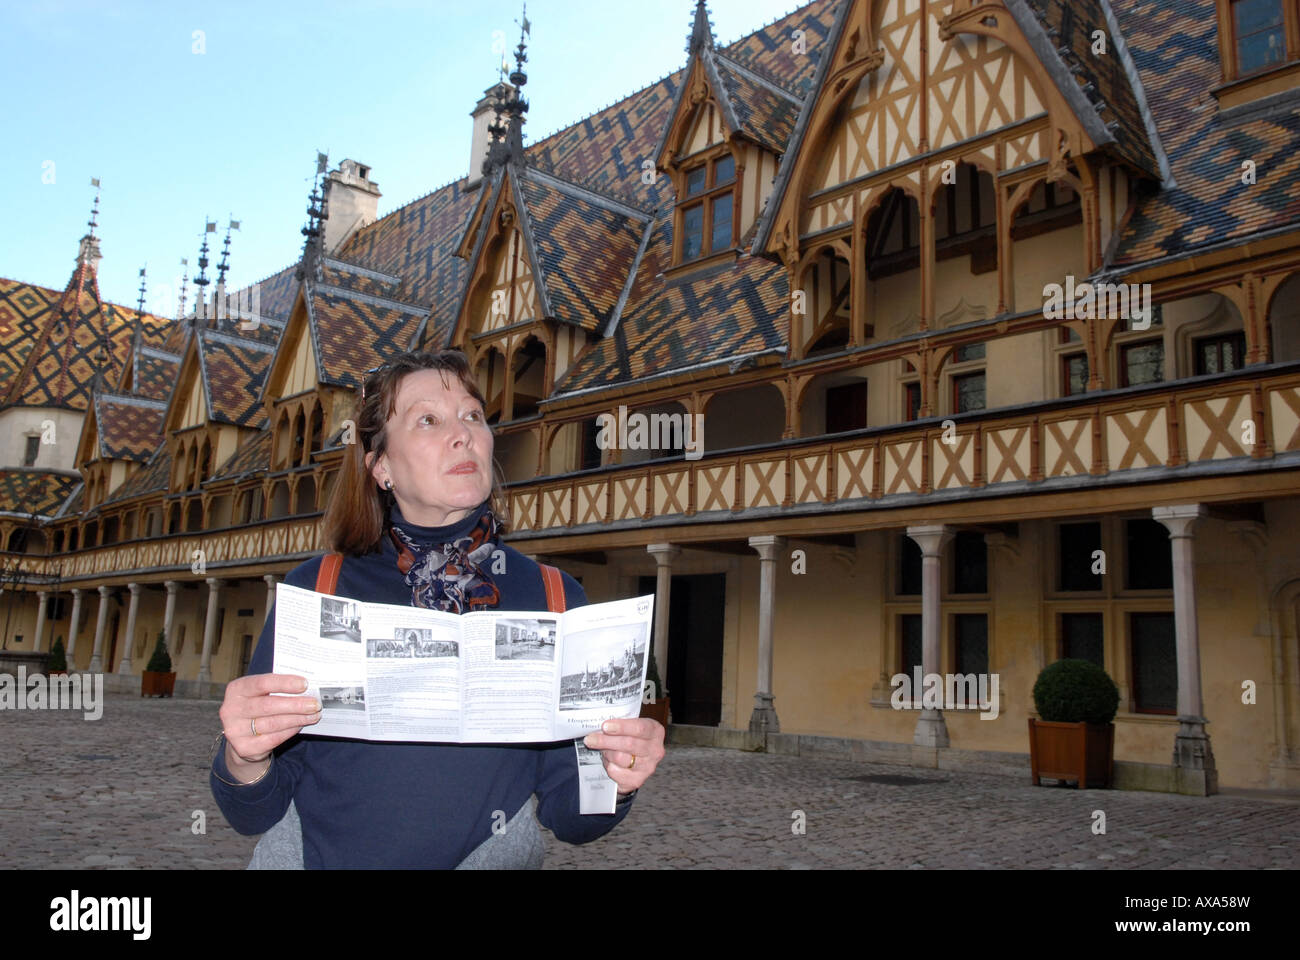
1214;0;1300;105
677;151;738;264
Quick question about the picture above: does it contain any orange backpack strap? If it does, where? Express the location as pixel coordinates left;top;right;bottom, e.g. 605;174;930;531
540;564;566;613
316;553;344;595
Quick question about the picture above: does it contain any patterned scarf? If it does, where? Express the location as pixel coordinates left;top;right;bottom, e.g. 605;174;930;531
388;506;502;613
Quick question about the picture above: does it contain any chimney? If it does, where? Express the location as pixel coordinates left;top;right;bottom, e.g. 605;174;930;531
323;159;381;254
469;82;511;189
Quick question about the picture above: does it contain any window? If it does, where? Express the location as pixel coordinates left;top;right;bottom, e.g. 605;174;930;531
825;382;868;434
1233;0;1287;74
951;532;987;594
1126;519;1173;590
1131;612;1177;713
1063;352;1089;396
1060;327;1081;344
898;535;922;596
904;382;922;422
1061;613;1104;667
952;372;986;413
1059;522;1102;591
1195;331;1248;375
900;614;923;677
677;153;738;263
580;419;603;471
953;614;988;676
952;342;986;364
1120;340;1163;387
23;435;39;467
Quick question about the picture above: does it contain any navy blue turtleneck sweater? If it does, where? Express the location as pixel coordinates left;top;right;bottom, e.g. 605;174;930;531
209;503;634;869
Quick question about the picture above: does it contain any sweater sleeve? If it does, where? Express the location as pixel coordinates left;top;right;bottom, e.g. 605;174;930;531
208;562;318;836
532;569;637;844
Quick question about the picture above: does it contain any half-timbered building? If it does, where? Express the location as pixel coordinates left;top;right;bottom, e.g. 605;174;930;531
2;0;1298;793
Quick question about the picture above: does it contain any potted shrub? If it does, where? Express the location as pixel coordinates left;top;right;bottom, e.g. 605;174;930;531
48;636;68;676
639;649;670;732
141;630;176;698
1029;658;1119;788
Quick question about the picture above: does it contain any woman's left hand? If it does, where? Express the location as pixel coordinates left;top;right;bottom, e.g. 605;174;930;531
584;718;665;796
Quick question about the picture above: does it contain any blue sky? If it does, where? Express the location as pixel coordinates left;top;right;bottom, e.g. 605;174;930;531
1;0;806;314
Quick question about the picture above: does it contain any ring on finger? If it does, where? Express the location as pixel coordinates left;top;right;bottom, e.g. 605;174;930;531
629;754;636;770
250;717;259;737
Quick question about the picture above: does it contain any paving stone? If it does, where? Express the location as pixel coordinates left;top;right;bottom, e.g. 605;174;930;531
5;695;1299;869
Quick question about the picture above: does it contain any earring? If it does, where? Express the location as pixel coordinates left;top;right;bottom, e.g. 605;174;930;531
385;480;394;491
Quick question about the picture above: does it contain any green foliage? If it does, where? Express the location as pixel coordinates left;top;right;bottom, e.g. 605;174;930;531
645;649;664;701
145;630;172;674
48;636;67;673
1033;658;1119;724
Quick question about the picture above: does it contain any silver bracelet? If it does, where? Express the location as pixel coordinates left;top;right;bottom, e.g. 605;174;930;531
209;732;273;788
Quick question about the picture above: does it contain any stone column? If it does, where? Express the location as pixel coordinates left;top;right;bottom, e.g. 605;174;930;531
263;574;277;626
747;535;786;734
89;586;112;673
66;588;84;661
1153;504;1217;795
197;578;222;687
163;581;179;647
907;525;954;749
645;544;679;704
33;590;48;653
118;583;141;675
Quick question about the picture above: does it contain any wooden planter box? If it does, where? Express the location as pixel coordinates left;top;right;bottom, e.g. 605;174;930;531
1029;718;1114;788
639;696;670;734
141;671;176;698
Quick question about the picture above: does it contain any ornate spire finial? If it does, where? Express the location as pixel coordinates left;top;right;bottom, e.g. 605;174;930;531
217;220;235;286
77;178;104;269
484;5;531;176
298;154;330;280
88;177;102;238
688;0;714;55
177;258;189;321
136;265;148;318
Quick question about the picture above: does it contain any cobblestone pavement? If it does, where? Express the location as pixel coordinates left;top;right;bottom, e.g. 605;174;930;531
4;694;1298;870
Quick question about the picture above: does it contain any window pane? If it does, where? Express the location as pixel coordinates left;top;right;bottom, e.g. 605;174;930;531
1122;340;1163;386
714;154;735;184
953;531;987;594
710;193;733;252
953;342;986;363
1132;612;1177;712
686;167;707;196
682;204;704;260
24;435;39;466
1065;353;1089;396
901;614;923;677
1059;522;1102;591
1126;518;1173;590
1234;0;1286;73
1062;613;1104;668
954;614;988;676
905;383;921;421
954;373;985;413
899;535;922;595
1198;340;1222;375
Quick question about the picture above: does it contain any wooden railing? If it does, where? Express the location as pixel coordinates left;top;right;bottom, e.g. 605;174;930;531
506;367;1300;534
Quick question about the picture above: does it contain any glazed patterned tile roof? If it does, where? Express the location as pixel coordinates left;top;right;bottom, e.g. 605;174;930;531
718;0;838;98
307;282;426;389
0;264;170;411
318;258;401;300
1109;0;1300;267
197;328;274;427
334;181;478;330
516;171;651;332
1023;0;1162;177
211;428;271;482
93;393;166;462
129;346;181;402
557;255;789;393
714;55;802;154
0;470;81;518
103;447;169;505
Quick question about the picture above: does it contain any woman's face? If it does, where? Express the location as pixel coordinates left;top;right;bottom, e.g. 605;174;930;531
367;369;494;527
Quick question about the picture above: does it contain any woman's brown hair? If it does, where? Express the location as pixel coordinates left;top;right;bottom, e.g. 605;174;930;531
322;349;509;556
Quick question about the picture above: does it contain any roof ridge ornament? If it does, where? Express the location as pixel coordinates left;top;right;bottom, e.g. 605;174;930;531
298;154;330;282
688;0;715;56
484;4;531;177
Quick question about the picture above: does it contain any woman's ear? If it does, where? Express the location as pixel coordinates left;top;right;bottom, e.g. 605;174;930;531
365;451;387;489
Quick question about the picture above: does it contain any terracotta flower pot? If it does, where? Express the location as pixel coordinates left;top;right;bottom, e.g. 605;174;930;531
141;671;177;698
1028;717;1114;788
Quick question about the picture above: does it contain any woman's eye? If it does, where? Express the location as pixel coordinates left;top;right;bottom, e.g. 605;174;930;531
419;414;438;426
465;410;483;422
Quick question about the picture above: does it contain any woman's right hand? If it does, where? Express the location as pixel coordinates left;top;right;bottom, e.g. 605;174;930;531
218;674;322;783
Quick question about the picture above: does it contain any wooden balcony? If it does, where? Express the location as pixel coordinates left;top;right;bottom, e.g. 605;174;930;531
506;365;1300;540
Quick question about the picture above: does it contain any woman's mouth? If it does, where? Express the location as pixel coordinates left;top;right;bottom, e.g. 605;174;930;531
448;462;477;475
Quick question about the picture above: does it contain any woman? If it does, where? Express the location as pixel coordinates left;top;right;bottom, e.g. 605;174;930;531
209;350;665;869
